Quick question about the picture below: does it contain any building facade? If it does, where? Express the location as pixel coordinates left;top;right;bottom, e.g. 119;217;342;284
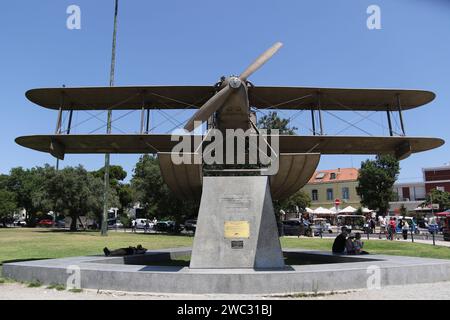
301;168;360;210
389;182;426;213
423;165;450;194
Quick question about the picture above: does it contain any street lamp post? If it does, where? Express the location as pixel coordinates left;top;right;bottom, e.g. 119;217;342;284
101;0;119;236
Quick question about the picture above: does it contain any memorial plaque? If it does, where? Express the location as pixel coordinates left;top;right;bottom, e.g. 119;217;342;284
231;240;244;249
224;221;250;239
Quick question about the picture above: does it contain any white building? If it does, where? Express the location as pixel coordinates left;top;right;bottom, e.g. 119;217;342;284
389;182;426;213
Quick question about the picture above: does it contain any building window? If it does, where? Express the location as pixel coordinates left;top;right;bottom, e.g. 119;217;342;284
315;172;325;179
312;190;318;201
437;186;445;192
326;188;333;201
342;187;349;200
330;172;336;180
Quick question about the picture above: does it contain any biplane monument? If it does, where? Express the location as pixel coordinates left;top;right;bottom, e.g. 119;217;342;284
8;42;449;293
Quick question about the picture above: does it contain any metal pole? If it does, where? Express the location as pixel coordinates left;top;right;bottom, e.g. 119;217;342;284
146;109;150;134
140;105;145;134
311;110;316;135
386;109;393;136
55;94;64;134
317;93;323;135
397;94;406;136
67;109;74;134
102;0;119;237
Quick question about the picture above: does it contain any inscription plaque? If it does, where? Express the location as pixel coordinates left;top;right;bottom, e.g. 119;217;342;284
224;221;250;239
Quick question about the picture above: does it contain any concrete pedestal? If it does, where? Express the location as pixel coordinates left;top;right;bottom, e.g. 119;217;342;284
189;176;284;269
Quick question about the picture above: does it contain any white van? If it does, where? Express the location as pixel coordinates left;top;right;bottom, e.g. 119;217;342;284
133;218;154;229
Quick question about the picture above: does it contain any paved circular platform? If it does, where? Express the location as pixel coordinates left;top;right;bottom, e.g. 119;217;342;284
3;248;450;294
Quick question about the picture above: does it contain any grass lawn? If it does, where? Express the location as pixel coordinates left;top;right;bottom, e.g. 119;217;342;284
0;228;449;272
0;228;193;266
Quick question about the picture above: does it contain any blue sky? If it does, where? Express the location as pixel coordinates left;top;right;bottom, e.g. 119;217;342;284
1;0;449;182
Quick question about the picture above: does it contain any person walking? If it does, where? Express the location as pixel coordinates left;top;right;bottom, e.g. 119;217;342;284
379;216;387;239
402;220;409;240
370;218;376;234
144;220;149;233
388;217;396;240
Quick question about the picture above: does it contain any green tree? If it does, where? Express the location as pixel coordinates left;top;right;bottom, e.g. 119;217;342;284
423;189;450;211
40;166;118;231
275;190;311;217
93;165;133;215
257;111;297;134
0;188;17;227
356;155;400;216
6;165;54;227
131;155;199;225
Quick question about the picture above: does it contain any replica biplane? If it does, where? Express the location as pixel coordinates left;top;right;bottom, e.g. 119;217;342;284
16;42;444;200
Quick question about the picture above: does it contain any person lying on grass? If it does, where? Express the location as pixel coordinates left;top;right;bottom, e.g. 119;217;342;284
103;244;147;256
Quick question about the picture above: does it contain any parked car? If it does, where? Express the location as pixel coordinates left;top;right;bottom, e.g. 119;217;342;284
54;220;66;228
281;219;312;237
133;218;154;230
311;218;333;236
184;219;197;233
14;220;27;227
109;222;124;229
337;215;365;232
155;221;182;233
37;219;53;227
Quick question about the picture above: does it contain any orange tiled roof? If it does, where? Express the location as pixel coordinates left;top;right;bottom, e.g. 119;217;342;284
308;168;359;184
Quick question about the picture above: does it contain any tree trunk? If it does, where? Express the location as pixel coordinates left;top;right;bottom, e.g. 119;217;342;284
70;214;78;231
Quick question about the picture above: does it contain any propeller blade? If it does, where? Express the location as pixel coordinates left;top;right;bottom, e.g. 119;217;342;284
184;85;232;132
239;42;283;81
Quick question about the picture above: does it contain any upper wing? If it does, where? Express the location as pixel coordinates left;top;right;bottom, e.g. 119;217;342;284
15;134;444;160
25;86;215;110
26;86;435;111
248;87;435;111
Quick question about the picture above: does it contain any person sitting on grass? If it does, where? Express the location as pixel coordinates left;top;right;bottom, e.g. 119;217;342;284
332;227;349;254
103;244;147;256
353;232;369;255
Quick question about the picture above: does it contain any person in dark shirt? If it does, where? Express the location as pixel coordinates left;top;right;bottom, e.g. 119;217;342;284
332;227;349;254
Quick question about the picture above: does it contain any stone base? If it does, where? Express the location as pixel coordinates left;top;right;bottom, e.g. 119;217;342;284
3;248;450;294
189;176;284;269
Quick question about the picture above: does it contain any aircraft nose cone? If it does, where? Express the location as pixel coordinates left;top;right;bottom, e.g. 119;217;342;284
228;77;242;89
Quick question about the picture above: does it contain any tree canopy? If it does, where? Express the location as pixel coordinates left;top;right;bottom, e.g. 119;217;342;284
257;111;297;134
0;188;17;227
356;155;400;215
423;189;450;211
38;165;118;231
130;154;199;223
274;190;311;219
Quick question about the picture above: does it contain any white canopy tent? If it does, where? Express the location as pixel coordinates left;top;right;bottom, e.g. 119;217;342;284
328;206;340;214
305;207;315;214
340;206;357;214
361;207;373;213
313;207;334;215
